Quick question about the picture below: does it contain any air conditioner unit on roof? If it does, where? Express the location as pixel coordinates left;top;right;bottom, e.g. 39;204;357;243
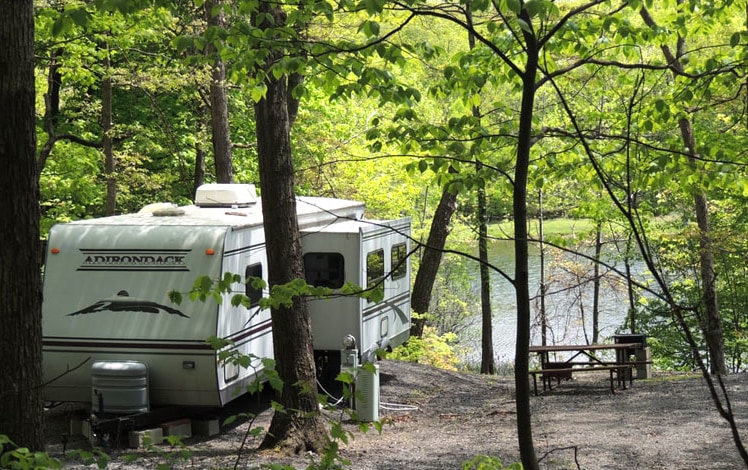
195;184;257;207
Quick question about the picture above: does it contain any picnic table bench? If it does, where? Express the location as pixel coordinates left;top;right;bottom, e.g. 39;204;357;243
528;343;649;396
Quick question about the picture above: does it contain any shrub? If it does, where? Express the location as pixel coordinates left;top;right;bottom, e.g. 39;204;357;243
388;325;461;370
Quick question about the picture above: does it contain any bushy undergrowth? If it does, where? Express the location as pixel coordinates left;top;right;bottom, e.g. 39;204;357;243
462;454;523;469
387;325;462;370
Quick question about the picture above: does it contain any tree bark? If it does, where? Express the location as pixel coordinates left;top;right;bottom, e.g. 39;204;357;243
102;53;116;216
591;224;602;344
463;3;495;374
410;189;457;336
680;119;725;375
514;11;540;470
253;1;325;453
640;5;726;375
193;111;207;197
478;181;495;374
0;0;44;451
38;48;63;175
205;0;233;184
538;190;548;346
624;233;637;332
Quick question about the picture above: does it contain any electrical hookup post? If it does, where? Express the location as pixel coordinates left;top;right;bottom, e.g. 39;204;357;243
341;335;380;422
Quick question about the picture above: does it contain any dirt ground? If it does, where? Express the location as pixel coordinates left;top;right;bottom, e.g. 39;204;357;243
45;359;748;469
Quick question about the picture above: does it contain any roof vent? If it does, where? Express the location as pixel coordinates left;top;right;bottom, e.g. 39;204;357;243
195;184;257;208
152;207;185;217
139;202;183;216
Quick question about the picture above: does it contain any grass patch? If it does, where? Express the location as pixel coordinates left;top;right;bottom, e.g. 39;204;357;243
490;218;595;239
639;371;701;384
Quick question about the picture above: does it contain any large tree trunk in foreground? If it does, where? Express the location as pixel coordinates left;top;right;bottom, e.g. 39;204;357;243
254;2;325;453
0;0;44;451
514;13;540;470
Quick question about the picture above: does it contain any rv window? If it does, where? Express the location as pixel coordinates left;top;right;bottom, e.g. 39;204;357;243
245;263;263;307
391;243;407;280
304;253;345;289
366;249;385;290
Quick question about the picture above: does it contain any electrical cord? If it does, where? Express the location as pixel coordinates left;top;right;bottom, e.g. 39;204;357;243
380;402;419;411
317;379;419;412
316;379;346;407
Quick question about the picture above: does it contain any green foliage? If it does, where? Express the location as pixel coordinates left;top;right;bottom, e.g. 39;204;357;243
35;1;211;232
204;334;284;394
635;199;748;373
118;434;192;470
388;325;461;370
633;297;699;371
0;435;62;469
462;454;523;470
171;273;384;314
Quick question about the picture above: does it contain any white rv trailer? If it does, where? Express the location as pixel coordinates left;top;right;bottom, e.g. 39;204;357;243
303;217;411;364
42;184;410;409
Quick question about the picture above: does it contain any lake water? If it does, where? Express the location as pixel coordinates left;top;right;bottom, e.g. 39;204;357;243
455;240;639;366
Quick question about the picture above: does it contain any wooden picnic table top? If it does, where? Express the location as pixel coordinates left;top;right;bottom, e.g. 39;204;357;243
528;342;642;353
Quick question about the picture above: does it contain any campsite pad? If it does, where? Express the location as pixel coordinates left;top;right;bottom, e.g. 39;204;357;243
45;360;748;469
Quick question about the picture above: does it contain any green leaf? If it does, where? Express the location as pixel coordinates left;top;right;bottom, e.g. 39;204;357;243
506;0;521;14
173;36;194;53
360;20;380;37
524;0;546;18
168;290;183;305
363;0;384;14
223;415;237;426
251;83;267;102
198;275;214;293
68;8;91;28
230;294;245;307
730;32;740;47
51;15;69;36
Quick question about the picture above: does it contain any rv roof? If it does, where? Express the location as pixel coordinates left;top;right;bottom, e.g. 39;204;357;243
302;218;378;234
65;196;365;229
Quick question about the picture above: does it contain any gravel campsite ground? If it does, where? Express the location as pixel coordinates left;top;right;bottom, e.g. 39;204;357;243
46;359;748;469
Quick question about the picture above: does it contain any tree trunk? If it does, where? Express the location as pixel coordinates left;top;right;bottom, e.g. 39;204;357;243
624;232;637;332
102;54;116;216
478;181;495;374
0;0;44;451
538;190;548;346
591;224;602;344
463;3;495;374
253;2;325;453
205;0;233;184
640;5;726;375
410;189;457;336
38;47;62;175
193;113;206;197
681;121;725;375
514;12;540;470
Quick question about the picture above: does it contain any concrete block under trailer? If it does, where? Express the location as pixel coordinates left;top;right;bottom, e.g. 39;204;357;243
42;184;411;409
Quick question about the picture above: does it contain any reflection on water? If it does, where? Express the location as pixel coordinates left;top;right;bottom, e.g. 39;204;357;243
456;240;643;366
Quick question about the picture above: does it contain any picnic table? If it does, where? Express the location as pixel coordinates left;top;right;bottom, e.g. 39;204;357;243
528;342;645;395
